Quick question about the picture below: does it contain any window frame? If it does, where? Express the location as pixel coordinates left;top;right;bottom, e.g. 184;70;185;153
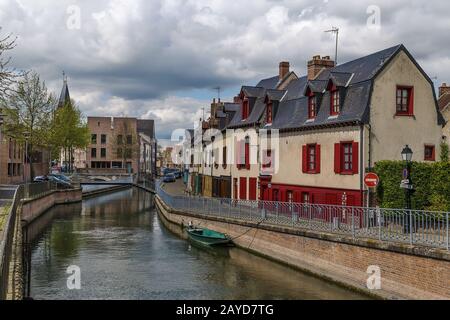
266;101;273;124
424;145;436;161
396;85;414;116
242;99;249;120
307;144;317;173
341;142;353;174
330;89;340;116
308;94;317;119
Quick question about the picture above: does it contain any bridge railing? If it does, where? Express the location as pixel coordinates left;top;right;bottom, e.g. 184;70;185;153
156;182;449;250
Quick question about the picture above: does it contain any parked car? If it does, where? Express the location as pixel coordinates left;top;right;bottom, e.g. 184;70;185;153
49;173;71;182
162;173;176;183
33;176;48;183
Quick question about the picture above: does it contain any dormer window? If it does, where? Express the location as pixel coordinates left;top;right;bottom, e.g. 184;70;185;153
308;95;316;119
330;89;340;115
242;99;249;120
266;102;273;124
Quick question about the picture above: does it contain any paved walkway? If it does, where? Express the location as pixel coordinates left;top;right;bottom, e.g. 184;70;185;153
161;179;186;196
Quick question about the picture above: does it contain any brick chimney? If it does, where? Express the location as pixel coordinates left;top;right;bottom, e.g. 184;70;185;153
279;61;290;80
439;83;450;97
307;55;335;80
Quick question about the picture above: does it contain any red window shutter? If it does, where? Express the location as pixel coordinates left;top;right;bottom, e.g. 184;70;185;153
316;144;321;173
302;145;307;173
334;143;341;174
245;142;250;170
352;142;359;174
409;88;414;115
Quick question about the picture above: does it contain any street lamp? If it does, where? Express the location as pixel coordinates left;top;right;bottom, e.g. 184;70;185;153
401;145;413;162
24;131;31;184
401;145;414;236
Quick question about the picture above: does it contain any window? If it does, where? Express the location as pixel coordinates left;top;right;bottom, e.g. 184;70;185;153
117;135;123;145
331;90;340;115
245;137;250;169
101;148;106;158
91;148;97;158
117;148;123;158
308;95;317;119
262;150;272;169
424;145;435;161
334;142;359;175
91;134;97;144
222;146;227;168
302;144;321;174
307;145;316;172
342;143;353;172
124;148;132;158
396;86;414;115
126;135;132;145
266;102;273;124
242;100;249;120
101;134;107;144
287;190;293;203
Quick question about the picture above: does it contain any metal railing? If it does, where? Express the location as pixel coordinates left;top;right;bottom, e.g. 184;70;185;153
0;182;71;299
0;185;23;299
156;183;449;250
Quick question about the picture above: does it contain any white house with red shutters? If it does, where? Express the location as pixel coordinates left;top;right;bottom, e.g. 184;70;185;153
259;45;444;207
190;44;444;207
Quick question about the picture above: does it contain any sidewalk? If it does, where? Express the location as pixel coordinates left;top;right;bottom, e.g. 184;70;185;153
161;179;186;196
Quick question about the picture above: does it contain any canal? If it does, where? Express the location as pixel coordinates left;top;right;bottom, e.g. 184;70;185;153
25;188;368;300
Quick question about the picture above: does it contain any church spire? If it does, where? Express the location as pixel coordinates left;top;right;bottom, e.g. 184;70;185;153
57;71;71;109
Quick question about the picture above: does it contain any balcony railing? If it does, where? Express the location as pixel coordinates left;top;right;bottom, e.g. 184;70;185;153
156;183;449;250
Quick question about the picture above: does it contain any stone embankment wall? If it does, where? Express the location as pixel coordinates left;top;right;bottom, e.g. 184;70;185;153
156;196;450;300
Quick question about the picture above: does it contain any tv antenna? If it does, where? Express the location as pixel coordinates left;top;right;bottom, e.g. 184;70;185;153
213;86;221;102
325;27;339;65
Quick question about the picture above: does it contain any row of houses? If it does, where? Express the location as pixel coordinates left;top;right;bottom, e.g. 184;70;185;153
181;44;447;207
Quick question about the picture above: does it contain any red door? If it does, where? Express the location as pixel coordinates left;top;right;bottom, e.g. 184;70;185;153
249;178;257;201
239;177;247;200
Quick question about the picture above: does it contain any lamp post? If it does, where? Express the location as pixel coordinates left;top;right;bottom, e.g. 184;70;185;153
401;145;413;235
24;131;31;184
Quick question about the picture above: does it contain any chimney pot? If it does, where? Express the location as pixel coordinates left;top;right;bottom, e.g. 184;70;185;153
307;55;336;80
279;61;290;80
439;83;450;97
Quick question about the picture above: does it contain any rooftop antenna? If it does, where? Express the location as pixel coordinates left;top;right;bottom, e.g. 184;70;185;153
213;86;221;102
62;70;67;83
325;27;339;65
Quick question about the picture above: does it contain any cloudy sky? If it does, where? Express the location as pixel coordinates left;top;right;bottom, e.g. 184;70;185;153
1;0;449;141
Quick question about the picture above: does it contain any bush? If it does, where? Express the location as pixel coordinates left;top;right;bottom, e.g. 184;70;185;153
374;160;449;211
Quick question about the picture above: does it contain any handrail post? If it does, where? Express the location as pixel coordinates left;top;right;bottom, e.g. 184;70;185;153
409;210;413;245
351;207;355;239
446;212;449;251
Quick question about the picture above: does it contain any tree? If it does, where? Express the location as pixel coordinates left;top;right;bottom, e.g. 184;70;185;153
0;29;23;101
440;141;449;162
0;71;55;178
50;100;90;173
109;119;140;173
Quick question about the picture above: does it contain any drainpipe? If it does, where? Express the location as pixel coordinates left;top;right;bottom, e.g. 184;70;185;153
359;124;365;206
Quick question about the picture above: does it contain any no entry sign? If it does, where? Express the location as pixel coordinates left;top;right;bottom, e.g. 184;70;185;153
364;173;380;188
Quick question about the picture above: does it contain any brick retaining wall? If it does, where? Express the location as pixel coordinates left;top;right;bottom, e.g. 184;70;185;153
156;196;450;300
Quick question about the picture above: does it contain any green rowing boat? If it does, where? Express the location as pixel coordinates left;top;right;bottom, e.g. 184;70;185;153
186;228;232;246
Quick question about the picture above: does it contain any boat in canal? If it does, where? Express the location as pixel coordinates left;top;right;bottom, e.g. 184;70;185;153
186;228;232;247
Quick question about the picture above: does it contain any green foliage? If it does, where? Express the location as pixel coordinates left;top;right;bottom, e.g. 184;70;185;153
440;141;449;162
375;160;450;211
49;100;90;151
0;71;55;149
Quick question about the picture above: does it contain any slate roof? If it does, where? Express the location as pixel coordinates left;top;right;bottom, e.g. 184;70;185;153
257;76;279;89
266;89;286;101
226;44;445;132
57;80;71;108
241;86;265;98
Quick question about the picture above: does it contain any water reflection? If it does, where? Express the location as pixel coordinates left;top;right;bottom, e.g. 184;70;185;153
27;188;369;300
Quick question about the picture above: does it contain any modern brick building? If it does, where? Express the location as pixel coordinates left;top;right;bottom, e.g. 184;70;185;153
85;116;156;176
